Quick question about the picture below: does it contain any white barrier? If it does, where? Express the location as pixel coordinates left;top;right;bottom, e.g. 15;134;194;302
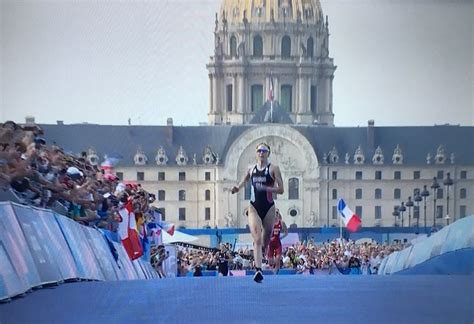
0;202;156;301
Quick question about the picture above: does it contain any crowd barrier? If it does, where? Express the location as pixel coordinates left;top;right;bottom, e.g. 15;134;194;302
0;202;157;302
378;215;474;275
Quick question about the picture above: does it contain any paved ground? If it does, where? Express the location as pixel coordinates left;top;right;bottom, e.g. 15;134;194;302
0;275;473;324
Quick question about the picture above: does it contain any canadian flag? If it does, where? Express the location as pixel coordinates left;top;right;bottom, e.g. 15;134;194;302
117;200;143;260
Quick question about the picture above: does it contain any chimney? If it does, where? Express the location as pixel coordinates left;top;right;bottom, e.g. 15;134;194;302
25;116;35;124
367;119;375;150
166;118;173;145
57;120;64;125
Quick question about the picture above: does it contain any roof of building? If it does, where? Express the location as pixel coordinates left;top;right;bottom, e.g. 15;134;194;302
39;123;474;167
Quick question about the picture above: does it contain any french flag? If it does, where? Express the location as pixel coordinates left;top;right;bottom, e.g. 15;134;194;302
337;199;362;232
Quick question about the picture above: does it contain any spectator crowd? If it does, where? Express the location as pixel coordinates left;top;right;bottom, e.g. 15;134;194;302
177;239;408;276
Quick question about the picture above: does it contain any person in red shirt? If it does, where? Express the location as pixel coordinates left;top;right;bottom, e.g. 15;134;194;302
267;208;288;274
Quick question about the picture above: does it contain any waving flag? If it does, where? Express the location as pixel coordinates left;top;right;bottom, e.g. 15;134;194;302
268;74;274;101
117;200;143;260
147;209;175;246
337;199;362;232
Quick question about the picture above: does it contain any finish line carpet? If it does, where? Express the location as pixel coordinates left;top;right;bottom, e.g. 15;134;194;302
0;275;472;324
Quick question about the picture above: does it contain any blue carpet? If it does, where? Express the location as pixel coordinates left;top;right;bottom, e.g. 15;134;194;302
0;275;472;324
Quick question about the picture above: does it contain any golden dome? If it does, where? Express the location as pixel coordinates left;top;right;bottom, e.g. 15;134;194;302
220;0;323;25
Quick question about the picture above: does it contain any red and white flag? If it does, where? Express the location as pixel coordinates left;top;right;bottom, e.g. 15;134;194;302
117;200;143;260
268;75;274;101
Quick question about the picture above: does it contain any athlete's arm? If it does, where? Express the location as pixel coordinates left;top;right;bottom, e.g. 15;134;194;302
268;164;284;194
231;167;250;194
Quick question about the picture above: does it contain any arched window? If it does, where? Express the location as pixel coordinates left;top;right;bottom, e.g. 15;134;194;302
205;189;211;201
307;37;314;58
251;84;263;112
288;178;299;199
178;190;186;201
230;36;237;57
375;188;382;199
280;84;292;112
253;35;263;57
281;35;291;58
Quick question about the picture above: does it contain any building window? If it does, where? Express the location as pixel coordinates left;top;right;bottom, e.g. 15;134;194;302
460;188;467;199
332;171;337;180
413;171;420;180
436;205;443;219
253;35;263;57
205;207;211;221
310;85;317;113
158;172;165;181
332;206;338;219
251;84;263;112
205;172;211;181
158;190;165;201
137;172;144;181
179;172;186;181
355;206;363;218
460;170;467;179
437;188;443;199
226;84;233;112
394;171;401;180
288;178;299;200
437;170;444;180
375;206;382;219
205;189;211;201
355;188;362;199
116;172;123;180
394;188;401;199
281;35;291;58
414;205;420;219
178;190;186;201
280;85;292;112
157;208;165;221
307;37;314;58
375;171;382;180
244;181;251;200
179;208;186;221
375;188;382;199
459;205;466;218
355;171;362;180
230;35;237;57
332;189;337;200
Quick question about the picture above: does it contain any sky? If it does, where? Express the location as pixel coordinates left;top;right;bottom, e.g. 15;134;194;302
1;0;473;127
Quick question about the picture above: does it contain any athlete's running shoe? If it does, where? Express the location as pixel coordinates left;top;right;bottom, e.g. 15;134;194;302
253;270;263;283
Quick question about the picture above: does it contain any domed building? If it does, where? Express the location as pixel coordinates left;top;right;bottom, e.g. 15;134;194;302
37;0;474;230
208;0;335;126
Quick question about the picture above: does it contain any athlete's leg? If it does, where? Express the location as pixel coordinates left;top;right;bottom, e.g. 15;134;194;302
247;205;264;269
261;205;276;256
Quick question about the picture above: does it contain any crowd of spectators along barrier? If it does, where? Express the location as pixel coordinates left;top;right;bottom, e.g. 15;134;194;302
0;120;157;234
378;215;474;275
0;201;157;302
175;239;409;277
